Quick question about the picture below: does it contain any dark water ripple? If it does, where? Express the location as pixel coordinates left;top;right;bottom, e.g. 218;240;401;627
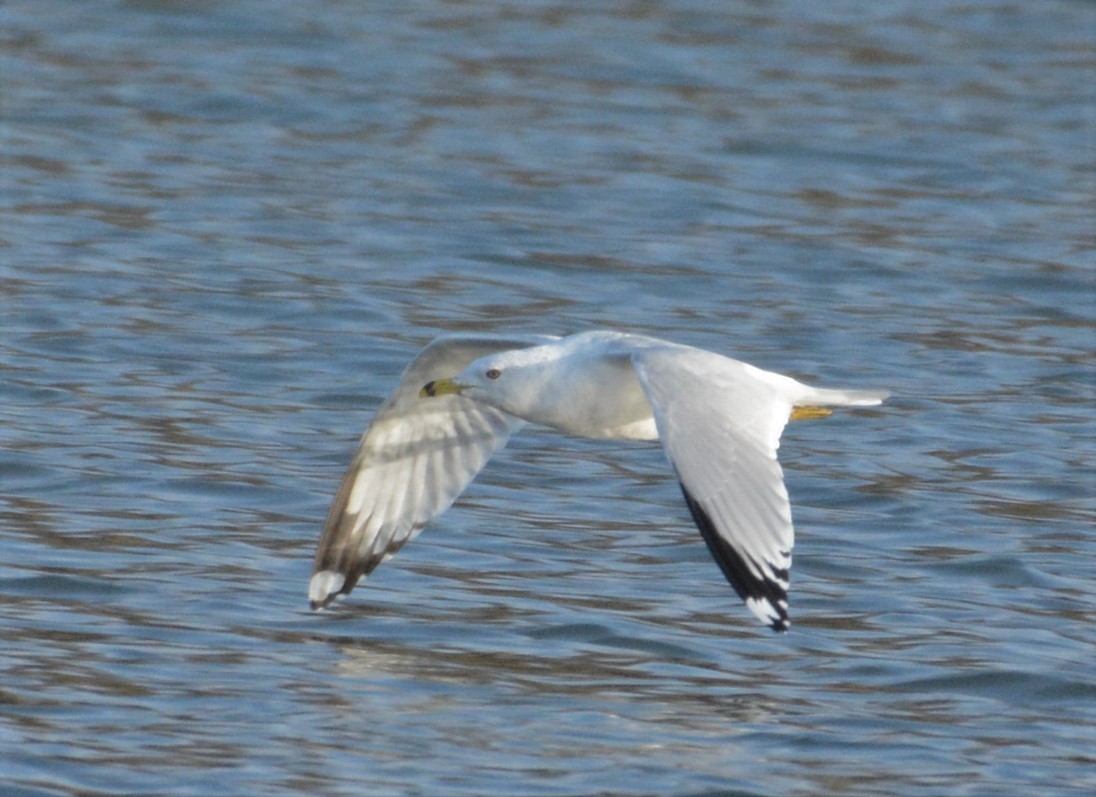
2;1;1094;795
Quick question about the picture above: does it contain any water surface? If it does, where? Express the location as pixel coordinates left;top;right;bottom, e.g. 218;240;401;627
2;1;1094;795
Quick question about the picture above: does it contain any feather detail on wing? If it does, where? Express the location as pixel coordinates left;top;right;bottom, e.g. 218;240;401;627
633;346;795;631
309;334;558;609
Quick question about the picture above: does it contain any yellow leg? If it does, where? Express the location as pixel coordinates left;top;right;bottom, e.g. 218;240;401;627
790;406;833;421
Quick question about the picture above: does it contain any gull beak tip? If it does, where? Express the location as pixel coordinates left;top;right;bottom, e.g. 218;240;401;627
420;378;462;398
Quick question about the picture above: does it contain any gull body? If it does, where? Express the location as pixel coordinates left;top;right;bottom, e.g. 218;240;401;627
309;330;887;631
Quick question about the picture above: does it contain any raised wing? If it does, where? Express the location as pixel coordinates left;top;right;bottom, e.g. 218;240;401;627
309;333;559;609
633;346;796;631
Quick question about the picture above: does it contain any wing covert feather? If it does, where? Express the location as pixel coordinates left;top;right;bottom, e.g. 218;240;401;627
309;334;558;608
632;346;796;631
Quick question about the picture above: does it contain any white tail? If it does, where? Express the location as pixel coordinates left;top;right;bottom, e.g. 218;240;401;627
803;387;889;407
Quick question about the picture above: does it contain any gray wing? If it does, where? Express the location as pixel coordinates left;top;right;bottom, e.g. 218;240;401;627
309;333;559;609
632;346;796;631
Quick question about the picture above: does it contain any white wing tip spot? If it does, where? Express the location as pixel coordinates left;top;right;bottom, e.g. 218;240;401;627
746;596;790;632
309;570;346;609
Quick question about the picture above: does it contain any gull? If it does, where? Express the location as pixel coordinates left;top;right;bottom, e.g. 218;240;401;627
308;330;887;631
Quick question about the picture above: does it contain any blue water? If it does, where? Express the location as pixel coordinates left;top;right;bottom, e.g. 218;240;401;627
2;1;1093;795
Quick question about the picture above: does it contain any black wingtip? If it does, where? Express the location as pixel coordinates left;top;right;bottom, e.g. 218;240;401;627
679;483;791;631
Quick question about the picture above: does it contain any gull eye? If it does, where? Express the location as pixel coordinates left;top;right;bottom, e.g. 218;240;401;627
485;368;502;380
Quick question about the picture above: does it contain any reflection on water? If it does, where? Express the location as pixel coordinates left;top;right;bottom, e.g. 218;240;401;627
2;0;1094;795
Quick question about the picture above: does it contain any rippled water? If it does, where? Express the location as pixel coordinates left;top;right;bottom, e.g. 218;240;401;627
2;1;1094;795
